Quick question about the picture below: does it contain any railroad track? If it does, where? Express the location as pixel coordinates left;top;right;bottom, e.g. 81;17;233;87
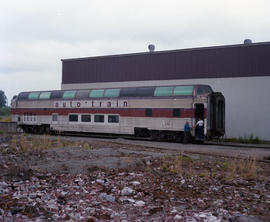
57;132;270;150
15;132;270;162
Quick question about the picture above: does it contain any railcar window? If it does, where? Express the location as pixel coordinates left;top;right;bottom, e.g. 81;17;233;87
197;87;204;94
39;92;51;99
136;87;155;97
52;114;58;122
119;88;137;97
51;91;63;99
173;109;181;117
154;87;173;96
18;92;29;100
205;86;212;93
94;115;104;123
108;115;119;123
104;89;120;97
28;92;40;100
197;86;213;95
81;114;91;122
90;90;104;98
63;91;76;99
174;86;193;96
145;109;152;117
69;114;78;122
76;90;90;99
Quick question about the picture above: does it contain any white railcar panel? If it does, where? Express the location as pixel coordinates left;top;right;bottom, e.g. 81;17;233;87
129;98;193;109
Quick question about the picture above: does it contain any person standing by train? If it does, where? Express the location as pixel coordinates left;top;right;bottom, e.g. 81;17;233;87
184;121;191;144
195;118;204;140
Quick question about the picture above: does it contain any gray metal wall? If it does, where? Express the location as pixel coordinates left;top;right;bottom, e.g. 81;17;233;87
62;76;270;140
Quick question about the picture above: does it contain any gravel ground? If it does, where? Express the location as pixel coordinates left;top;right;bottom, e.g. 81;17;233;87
0;134;269;222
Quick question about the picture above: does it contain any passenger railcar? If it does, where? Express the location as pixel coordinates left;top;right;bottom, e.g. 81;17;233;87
11;85;225;142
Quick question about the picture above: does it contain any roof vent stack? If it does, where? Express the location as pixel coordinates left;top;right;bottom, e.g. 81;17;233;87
244;39;252;44
148;44;155;52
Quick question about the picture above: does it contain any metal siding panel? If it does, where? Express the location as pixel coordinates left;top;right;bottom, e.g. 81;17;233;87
62;43;270;84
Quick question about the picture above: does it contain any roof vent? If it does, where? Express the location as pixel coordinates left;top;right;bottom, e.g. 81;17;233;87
148;44;155;52
244;39;252;44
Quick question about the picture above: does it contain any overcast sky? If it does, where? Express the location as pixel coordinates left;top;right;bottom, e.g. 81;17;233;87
1;0;270;103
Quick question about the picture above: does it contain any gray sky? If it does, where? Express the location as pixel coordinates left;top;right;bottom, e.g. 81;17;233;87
1;0;270;103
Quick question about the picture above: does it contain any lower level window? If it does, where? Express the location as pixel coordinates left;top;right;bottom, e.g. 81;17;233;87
69;114;78;122
145;109;152;117
108;115;119;123
52;114;58;122
173;109;181;117
94;115;104;123
81;114;91;122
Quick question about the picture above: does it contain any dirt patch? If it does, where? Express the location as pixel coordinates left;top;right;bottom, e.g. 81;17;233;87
0;134;170;177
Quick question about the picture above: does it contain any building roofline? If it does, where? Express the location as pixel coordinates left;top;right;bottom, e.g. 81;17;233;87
61;41;270;62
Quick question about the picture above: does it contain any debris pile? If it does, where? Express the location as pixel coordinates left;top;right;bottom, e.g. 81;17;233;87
0;135;269;221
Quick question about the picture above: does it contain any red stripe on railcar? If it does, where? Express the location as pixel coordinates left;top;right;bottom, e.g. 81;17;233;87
11;108;202;118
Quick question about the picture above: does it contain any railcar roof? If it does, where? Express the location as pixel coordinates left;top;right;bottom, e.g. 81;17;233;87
17;84;211;94
16;85;214;101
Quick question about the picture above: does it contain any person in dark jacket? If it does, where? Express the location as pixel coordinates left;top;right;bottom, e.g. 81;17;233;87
184;121;191;144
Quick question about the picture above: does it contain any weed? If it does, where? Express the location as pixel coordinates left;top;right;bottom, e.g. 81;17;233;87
19;134;28;152
221;161;230;171
56;136;63;148
42;134;52;149
0;116;11;122
9;135;17;152
221;155;259;180
161;154;184;174
82;142;92;150
224;134;263;144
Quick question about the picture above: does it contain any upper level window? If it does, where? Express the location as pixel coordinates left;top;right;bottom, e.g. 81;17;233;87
69;114;78;122
119;87;137;97
174;86;193;96
154;87;173;96
104;89;120;97
51;91;63;99
63;91;76;99
196;86;213;95
39;92;51;99
76;90;90;99
90;90;104;98
18;92;29;100
136;87;155;97
28;92;40;100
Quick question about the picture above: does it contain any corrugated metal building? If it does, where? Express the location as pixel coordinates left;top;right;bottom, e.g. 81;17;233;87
61;42;270;140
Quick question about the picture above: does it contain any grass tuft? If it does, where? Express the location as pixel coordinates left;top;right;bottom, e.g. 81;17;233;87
224;134;263;144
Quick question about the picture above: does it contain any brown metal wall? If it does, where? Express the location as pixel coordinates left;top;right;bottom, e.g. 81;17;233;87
62;42;270;84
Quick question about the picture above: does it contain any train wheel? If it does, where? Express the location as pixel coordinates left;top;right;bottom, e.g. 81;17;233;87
150;130;160;141
175;132;184;143
44;126;50;134
16;126;24;133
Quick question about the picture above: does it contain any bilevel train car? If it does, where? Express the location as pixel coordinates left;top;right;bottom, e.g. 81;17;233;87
11;85;225;142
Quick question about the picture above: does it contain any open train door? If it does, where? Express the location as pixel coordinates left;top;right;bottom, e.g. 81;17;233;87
207;92;225;139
